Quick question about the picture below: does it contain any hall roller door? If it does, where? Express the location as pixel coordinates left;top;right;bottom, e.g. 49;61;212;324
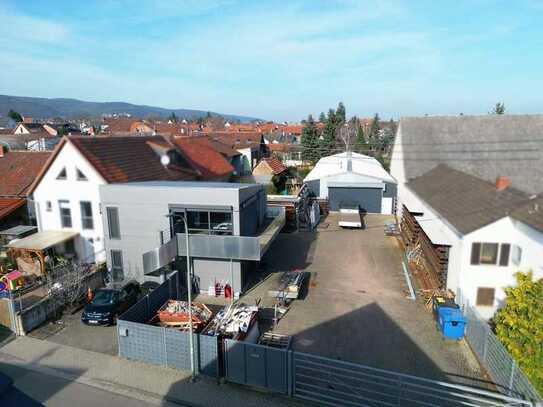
328;187;382;213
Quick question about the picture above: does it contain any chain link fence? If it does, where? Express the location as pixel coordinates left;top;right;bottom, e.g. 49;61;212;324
463;303;542;402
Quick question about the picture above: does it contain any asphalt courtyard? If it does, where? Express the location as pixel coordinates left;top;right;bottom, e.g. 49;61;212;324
29;310;118;356
250;213;485;385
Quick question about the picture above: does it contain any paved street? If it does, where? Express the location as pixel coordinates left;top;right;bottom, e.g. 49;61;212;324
1;362;173;407
0;336;300;407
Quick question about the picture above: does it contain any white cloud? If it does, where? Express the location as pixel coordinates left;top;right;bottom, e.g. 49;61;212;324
0;7;68;43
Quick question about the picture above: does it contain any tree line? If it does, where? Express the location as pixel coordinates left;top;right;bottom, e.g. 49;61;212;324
300;102;396;170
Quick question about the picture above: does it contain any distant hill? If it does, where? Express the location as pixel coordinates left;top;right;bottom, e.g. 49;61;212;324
0;94;260;122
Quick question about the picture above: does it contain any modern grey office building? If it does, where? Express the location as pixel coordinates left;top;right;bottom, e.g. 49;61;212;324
99;181;284;296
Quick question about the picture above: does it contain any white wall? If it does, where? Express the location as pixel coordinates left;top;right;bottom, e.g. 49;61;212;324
390;123;407;219
33;141;107;263
381;198;393;215
514;220;543;277
459;218;519;319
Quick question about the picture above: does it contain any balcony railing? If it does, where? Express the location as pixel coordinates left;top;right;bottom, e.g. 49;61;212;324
143;206;285;275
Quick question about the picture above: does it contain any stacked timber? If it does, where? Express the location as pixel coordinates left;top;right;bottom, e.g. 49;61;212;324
268;270;306;299
150;300;212;332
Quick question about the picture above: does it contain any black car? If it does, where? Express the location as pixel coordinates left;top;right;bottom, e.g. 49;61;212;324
81;280;140;325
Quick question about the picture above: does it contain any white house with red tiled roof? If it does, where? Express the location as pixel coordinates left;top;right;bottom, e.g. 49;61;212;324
27;135;233;267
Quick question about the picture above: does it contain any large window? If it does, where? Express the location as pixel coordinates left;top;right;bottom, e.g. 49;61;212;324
80;201;94;230
470;242;510;266
59;200;72;228
110;250;123;280
171;209;233;236
106;207;120;239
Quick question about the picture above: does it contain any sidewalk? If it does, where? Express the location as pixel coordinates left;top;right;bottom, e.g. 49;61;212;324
0;336;300;407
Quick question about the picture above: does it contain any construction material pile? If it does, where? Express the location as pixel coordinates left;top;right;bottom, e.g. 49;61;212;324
268;270;306;300
151;300;212;332
202;302;258;339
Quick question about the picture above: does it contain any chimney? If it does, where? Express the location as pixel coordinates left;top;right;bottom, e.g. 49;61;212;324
0;145;4;158
496;176;510;191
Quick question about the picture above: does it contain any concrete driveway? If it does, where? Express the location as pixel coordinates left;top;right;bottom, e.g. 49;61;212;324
28;311;118;356
254;213;484;384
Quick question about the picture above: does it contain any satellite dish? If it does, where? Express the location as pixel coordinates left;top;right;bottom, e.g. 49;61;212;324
160;154;171;166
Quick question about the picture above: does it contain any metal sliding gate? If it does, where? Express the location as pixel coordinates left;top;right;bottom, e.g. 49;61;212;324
221;340;536;406
292;352;536;407
223;339;291;394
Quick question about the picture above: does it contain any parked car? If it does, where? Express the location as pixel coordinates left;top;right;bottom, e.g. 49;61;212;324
81;280;140;325
338;205;363;228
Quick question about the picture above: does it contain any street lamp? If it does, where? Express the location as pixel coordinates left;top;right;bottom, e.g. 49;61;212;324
166;211;197;380
182;211;197;381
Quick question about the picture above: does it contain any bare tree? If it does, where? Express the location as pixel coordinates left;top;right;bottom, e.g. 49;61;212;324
46;259;92;311
336;117;360;152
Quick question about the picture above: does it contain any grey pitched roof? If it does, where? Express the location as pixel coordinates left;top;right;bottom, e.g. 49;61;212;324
397;115;543;195
510;196;543;234
406;164;528;235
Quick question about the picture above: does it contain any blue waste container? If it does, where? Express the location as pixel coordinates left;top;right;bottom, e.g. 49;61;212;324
437;306;465;339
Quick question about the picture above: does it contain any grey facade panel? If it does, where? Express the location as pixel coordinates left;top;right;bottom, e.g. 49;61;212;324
240;197;258;236
328;187;382;213
100;181;265;286
304;180;320;197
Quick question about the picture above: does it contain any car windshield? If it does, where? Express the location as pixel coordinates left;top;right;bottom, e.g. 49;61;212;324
92;290;117;305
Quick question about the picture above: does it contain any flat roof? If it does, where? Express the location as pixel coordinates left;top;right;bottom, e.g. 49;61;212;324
415;212;451;246
0;225;37;236
7;230;79;251
103;180;260;191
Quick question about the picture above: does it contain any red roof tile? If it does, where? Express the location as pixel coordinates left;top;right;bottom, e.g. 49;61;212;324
0;198;26;218
69;136;197;183
102;118;138;134
0;151;51;196
207;132;264;149
172;137;234;179
261;156;286;175
268;143;287;152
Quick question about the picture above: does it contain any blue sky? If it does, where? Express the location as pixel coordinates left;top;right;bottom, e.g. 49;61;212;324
0;0;542;121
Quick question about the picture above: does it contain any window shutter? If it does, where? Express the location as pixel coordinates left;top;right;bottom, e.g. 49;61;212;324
470;243;481;265
499;244;511;267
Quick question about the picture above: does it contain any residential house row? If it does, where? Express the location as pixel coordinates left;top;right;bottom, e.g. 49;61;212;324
390;114;543;319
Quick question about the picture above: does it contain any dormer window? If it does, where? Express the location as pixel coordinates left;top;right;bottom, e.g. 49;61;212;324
56;167;67;180
76;168;88;181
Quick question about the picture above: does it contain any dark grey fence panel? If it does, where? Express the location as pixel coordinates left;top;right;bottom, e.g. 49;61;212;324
118;320;165;365
198;334;219;377
118;272;217;377
225;339;246;384
165;329;192;370
224;339;289;394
